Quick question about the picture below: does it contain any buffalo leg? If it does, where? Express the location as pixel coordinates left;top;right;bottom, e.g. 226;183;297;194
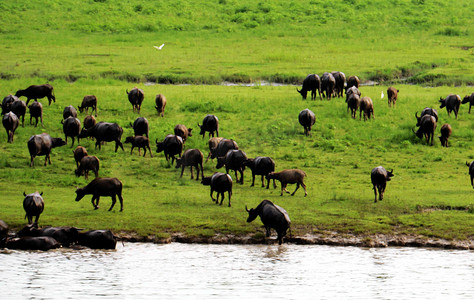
239;169;244;184
190;166;194;179
91;196;99;209
210;189;215;202
30;155;35;167
180;166;185;178
198;163;203;180
300;182;308;197
118;193;124;211
147;145;153;157
227;191;231;207
219;193;224;206
373;185;378;203
109;195;117;211
251;173;256;187
265;226;271;237
291;183;300;196
115;141;124;152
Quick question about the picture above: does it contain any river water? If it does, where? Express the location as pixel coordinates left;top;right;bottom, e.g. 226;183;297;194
1;243;472;299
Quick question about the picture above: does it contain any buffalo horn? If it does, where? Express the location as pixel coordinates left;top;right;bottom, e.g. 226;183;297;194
467;161;471;167
40;192;43;196
23;191;27;196
155;138;158;144
390;169;393;174
415;112;418;118
245;205;249;212
296;88;301;93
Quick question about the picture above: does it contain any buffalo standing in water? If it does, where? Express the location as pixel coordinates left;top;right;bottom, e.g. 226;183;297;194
246;200;291;245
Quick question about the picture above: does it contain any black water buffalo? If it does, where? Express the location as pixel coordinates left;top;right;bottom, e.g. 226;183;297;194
155;134;184;165
78;95;97;116
387;87;399;107
15;84;55;105
347;93;361;119
77;230;117;249
345;86;361;103
298;108;316;136
23;191;44;225
63;105;77;119
75;177;124;211
243;156;276;189
267;169;307;197
62;116;81;147
27;133;66;167
206;137;224;162
75;155;100;179
2;112;19;143
28;101;43;127
131;117;149;137
10;100;27;127
1;94;17;114
78;122;124;152
359;97;374;121
297;74;321;100
175;149;204;180
201;172;233;206
331;71;346;98
125;136;153;157
371;166;394;203
174;124;193;142
210;138;239;160
17;224;81;247
126;87;144;113
462;93;474;113
439;124;452;147
439;94;461;119
467;161;474;189
198;114;219;138
416;107;438;126
6;236;61;251
216;149;248;184
413;115;437;145
73;146;88;168
346;75;360;90
246;200;291;245
155;94;167;117
321;72;336;100
83;115;96;130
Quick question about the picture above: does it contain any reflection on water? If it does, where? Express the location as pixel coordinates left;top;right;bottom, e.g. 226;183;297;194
1;243;473;299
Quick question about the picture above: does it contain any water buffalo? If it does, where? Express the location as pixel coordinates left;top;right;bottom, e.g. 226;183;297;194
321;72;336;100
246;200;291;245
77;230;117;249
371;166;394;202
206;137;224;162
27;133;66;167
23;191;44;225
125;136;153;157
201;172;233;206
2;111;19;143
10;100;27;127
62;116;81;147
346;75;360;90
216;149;248;184
345;86;361;103
462;93;474;113
17;224;81;247
63;105;77;119
78;95;97;116
75;177;124;212
155;94;167;117
174;124;193;142
467;161;474;189
15;84;55;105
359;97;374;120
347;93;361;119
1;94;18;114
297;74;321;100
331;71;346;98
6;236;61;251
83;115;96;130
126;87;144;113
387;87;399;107
439;124;452;147
175;149;204;180
439;94;461;119
210;138;238;160
131;117;149;137
413;115;437;145
243;156;276;189
156;134;183;165
267;169;307;197
416;107;438;126
73;146;88;168
75;155;100;179
28;101;43;127
198;114;219;138
298;108;316;136
78;122;124;152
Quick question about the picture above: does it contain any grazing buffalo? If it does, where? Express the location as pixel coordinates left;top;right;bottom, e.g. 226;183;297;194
10;100;27;127
216;149;248;184
131;117;149;137
462;93;474;113
75;155;100;179
2;112;19;143
201;172;233;206
156;134;184;165
126;87;144;113
345;86;361;103
387;87;399;107
174;124;193;142
1;94;18;114
359;97;374;120
83;115;96;130
75;177;124;211
17;224;81;247
63;105;77;120
73;146;88;168
346;75;360;90
27;133;66;167
321;72;336;100
371;166;394;202
246;200;291;245
210;138;238;160
62;116;81;147
413;115;437;145
78;122;124;152
347;93;361;119
206;137;224;162
416;107;438;126
78;95;97;116
77;230;117;249
267;169;307;197
15;84;55;105
298;108;316;136
297;74;321;100
155;94;167;117
439;94;461;119
23;191;44;225
331;71;346;98
175;149;204;180
198;114;219;138
243;156;276;189
467;161;474;189
439;124;452;147
125;136;153;157
6;236;61;251
28;101;43;127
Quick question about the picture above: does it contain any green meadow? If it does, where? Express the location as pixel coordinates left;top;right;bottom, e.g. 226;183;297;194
0;0;472;242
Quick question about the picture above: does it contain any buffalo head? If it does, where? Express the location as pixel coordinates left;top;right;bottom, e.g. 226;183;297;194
245;205;259;223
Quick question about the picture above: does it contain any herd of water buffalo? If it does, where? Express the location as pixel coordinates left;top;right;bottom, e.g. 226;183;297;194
1;76;473;248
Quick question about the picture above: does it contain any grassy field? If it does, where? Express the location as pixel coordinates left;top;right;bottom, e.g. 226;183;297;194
0;0;473;242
